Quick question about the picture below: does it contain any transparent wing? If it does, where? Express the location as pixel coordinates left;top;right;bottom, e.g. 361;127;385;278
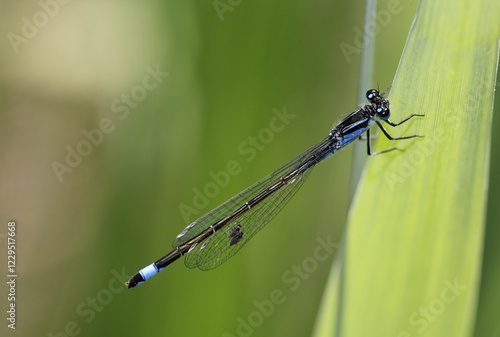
173;137;330;248
184;167;313;270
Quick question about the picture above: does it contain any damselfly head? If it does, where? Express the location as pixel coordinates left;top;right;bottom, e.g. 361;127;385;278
375;105;390;120
366;89;380;102
366;89;390;120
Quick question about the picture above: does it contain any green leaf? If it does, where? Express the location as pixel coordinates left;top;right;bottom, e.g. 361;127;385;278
313;0;500;336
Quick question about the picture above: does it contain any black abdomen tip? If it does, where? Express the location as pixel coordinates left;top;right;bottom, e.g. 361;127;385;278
125;273;145;289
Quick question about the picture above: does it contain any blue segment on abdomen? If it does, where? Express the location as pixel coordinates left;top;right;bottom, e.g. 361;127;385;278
342;127;367;145
139;263;159;281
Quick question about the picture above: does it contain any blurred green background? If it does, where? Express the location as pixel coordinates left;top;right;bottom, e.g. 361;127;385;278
0;1;498;336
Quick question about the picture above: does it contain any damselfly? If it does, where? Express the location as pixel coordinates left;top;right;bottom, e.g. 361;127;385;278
126;89;423;288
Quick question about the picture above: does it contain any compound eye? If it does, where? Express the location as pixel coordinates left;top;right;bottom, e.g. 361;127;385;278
366;89;379;102
376;106;390;120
